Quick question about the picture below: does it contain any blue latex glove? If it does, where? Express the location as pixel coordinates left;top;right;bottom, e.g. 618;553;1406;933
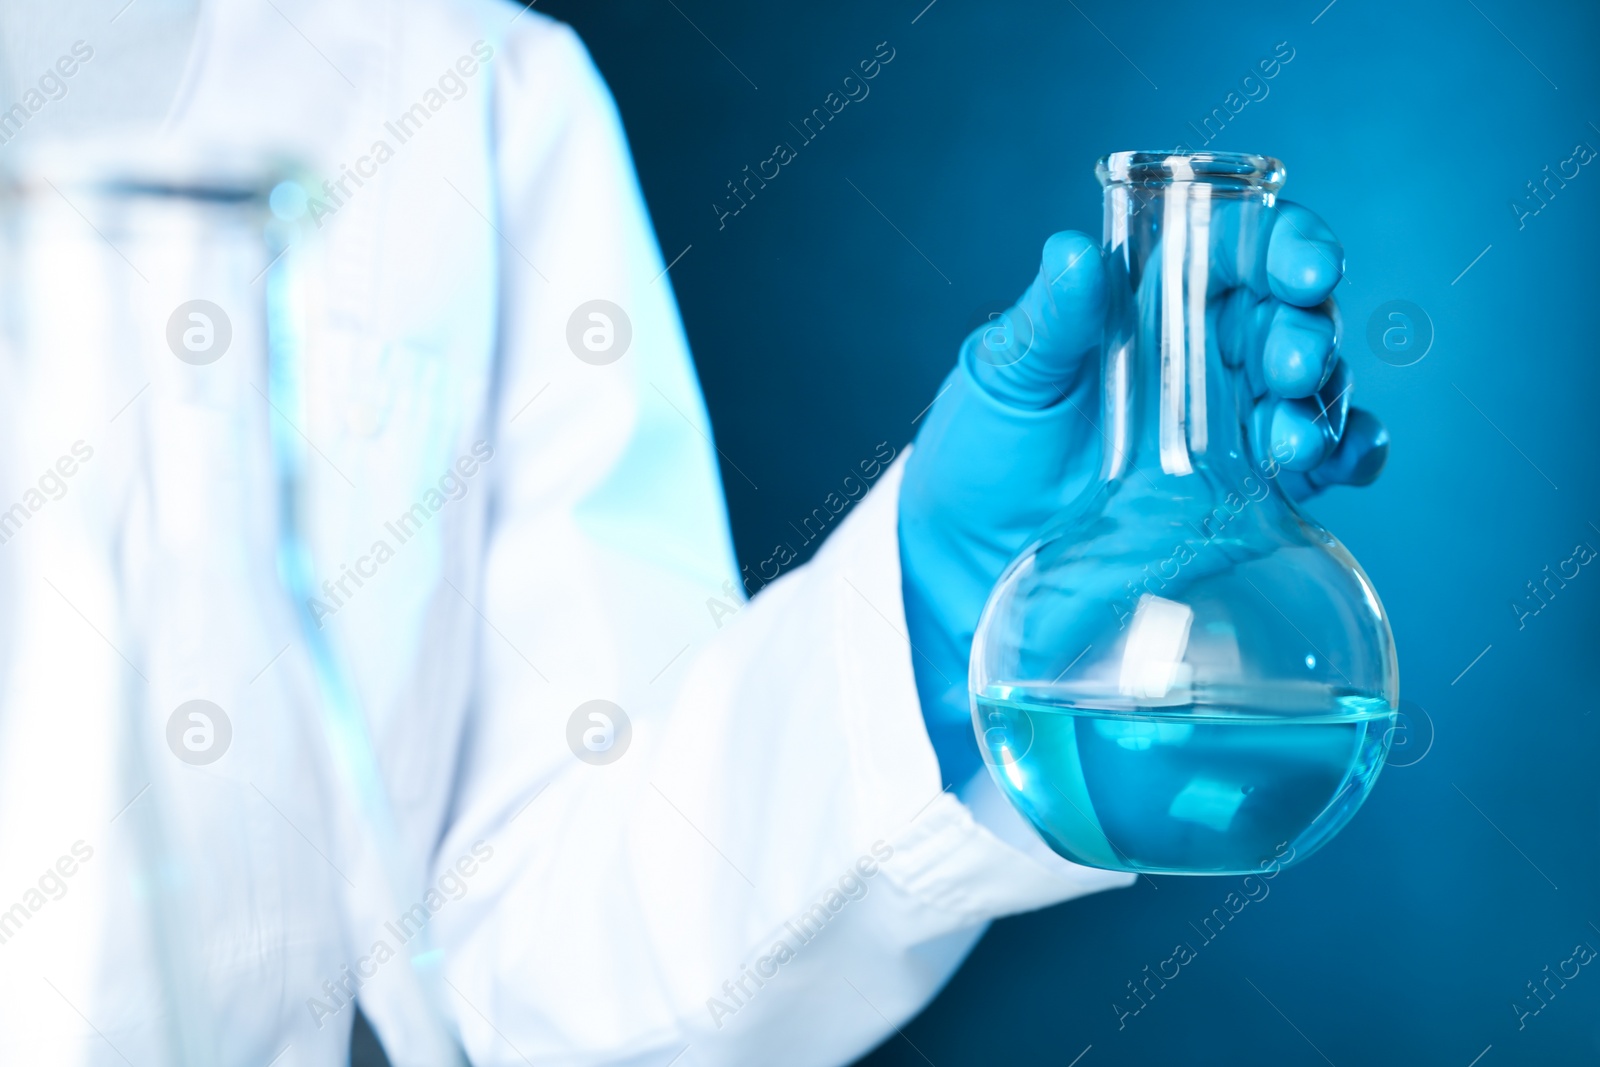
899;203;1390;788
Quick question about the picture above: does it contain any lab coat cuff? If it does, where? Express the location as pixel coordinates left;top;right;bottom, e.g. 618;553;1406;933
827;450;1134;925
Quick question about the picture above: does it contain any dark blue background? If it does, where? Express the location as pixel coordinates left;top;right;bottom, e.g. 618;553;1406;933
381;1;1600;1063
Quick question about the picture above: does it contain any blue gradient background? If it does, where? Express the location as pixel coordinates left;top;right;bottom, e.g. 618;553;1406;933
397;2;1600;1064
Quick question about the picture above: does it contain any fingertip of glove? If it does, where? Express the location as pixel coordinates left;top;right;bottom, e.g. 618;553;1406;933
1267;205;1345;307
1270;401;1333;471
1327;409;1389;487
1263;306;1337;398
1268;242;1344;307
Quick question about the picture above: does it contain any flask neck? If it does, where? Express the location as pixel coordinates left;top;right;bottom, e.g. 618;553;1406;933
1097;179;1269;490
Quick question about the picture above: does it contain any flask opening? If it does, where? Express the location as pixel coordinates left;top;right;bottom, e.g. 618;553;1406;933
1097;150;1285;193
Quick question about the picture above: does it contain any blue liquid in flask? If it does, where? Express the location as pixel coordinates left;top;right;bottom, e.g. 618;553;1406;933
975;686;1395;875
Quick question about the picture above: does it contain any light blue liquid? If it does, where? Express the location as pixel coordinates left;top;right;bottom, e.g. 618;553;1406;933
975;689;1395;874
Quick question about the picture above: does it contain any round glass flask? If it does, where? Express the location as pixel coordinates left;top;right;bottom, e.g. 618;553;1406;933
969;151;1399;875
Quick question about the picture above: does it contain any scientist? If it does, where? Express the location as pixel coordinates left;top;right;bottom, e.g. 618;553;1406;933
0;1;1385;1064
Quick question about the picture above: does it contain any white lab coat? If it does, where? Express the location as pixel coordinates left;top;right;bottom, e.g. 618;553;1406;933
0;1;1129;1064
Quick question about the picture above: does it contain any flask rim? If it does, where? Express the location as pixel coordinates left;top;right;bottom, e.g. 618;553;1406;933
1097;150;1285;192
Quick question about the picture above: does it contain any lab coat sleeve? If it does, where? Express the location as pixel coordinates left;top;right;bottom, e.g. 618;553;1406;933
431;16;1132;1067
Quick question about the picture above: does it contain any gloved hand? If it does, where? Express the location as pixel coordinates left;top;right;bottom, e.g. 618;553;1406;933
899;203;1389;788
